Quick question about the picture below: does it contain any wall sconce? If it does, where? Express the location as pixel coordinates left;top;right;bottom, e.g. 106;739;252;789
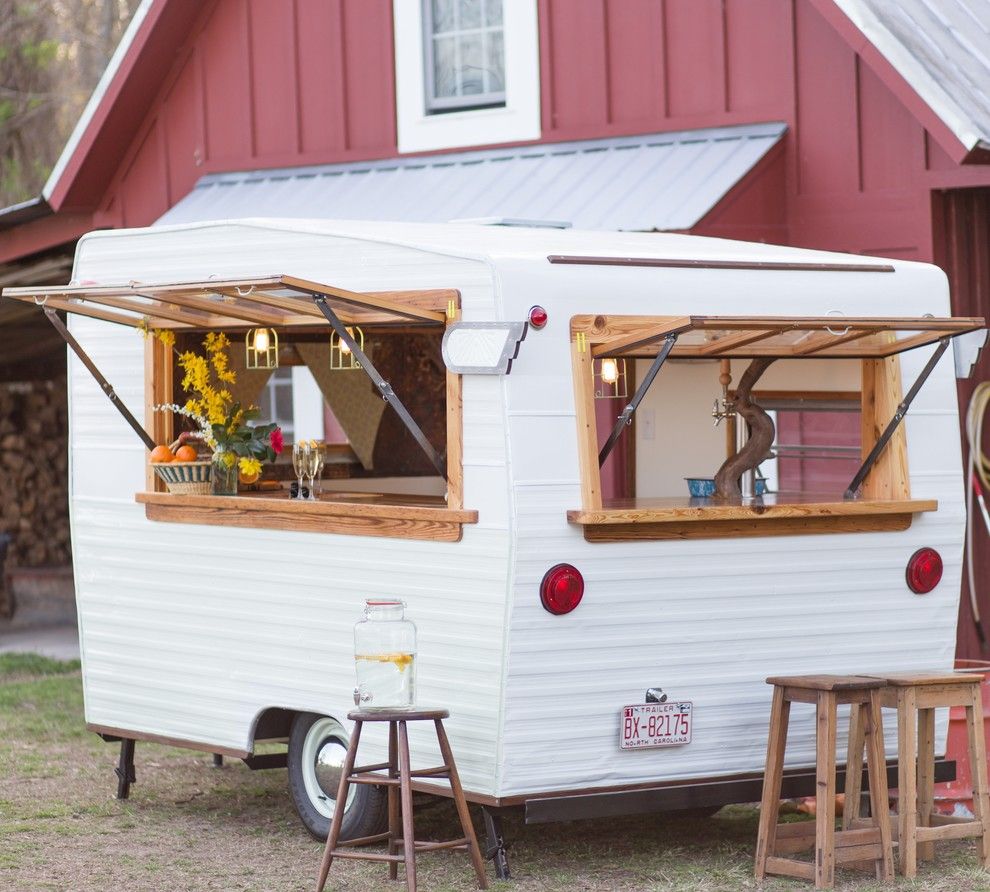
330;326;364;370
245;327;279;369
595;356;628;399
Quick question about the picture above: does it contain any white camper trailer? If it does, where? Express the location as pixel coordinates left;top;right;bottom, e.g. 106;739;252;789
4;219;985;870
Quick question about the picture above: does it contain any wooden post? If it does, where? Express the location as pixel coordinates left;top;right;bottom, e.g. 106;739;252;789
860;356;909;500
572;332;602;510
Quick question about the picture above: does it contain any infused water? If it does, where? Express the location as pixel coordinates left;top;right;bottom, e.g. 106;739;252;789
354;652;416;708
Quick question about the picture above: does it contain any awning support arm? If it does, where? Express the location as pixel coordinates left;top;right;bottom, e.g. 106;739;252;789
310;295;447;478
598;333;678;468
44;308;157;452
844;337;950;499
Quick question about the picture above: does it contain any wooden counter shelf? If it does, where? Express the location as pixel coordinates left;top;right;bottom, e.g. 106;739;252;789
136;491;478;542
567;494;938;542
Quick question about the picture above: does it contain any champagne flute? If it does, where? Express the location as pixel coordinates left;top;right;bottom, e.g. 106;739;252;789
305;440;321;501
312;441;326;497
291;442;309;499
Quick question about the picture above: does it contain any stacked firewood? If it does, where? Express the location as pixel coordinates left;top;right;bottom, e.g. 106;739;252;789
0;377;70;569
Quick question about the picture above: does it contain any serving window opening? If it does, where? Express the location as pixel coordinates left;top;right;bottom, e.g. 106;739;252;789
569;313;985;541
3;275;476;542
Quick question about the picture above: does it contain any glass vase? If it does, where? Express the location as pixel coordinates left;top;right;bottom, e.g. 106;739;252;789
210;450;238;496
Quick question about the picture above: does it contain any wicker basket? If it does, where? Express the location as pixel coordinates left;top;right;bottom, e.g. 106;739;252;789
152;460;212;495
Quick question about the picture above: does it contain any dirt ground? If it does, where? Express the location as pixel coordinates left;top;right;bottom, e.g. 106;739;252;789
3;654;990;892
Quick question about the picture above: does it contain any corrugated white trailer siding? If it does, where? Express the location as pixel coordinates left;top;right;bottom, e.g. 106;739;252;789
68;223;510;796
497;253;962;797
65;220;967;804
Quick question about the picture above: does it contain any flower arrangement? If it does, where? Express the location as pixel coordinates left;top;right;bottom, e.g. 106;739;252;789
152;331;283;480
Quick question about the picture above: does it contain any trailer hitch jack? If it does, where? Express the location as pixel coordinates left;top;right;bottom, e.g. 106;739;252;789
114;738;136;800
482;806;510;880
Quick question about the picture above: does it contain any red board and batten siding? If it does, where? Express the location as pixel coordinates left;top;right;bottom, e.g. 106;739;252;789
32;0;990;248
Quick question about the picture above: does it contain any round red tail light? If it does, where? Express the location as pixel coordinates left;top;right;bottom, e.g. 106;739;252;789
528;305;548;329
906;547;943;594
540;564;584;615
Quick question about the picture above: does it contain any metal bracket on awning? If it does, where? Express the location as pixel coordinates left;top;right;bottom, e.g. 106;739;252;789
44;309;157;451
311;294;447;479
598;334;678;468
844;338;951;499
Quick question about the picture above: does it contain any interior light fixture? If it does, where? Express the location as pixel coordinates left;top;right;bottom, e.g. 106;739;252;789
330;326;364;370
245;327;279;369
595;356;628;399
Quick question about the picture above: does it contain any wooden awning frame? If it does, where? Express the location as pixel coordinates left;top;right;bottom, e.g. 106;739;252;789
581;313;987;491
2;275;458;479
2;275;454;330
577;314;986;360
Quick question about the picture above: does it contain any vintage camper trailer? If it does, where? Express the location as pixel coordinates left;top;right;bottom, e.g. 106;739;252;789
3;220;985;872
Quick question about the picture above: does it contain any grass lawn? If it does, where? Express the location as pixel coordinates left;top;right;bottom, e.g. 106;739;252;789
2;653;990;891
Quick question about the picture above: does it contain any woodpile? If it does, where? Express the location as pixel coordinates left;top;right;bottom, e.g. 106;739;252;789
0;376;70;570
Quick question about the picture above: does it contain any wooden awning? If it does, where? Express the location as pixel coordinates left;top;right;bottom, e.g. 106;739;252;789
576;314;986;359
2;275;455;330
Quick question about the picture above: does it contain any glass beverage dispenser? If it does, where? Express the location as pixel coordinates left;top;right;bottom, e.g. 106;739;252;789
353;599;417;709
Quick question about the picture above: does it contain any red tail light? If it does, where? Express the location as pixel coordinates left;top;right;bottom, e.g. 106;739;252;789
906;547;942;594
528;305;548;329
540;564;584;614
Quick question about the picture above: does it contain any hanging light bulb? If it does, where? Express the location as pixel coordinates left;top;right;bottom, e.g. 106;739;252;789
329;326;364;370
245;327;279;369
600;358;619;385
595;356;628;400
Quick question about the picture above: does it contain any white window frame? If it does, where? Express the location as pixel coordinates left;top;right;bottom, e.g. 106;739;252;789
393;0;541;154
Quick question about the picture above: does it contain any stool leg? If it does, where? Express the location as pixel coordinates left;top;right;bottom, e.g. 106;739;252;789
864;691;894;882
755;686;790;880
814;691;837;890
843;700;866;830
388;721;400;881
316;719;363;892
917;707;936;862
897;688;918;878
435;719;489;890
396;721;417;892
966;684;990;869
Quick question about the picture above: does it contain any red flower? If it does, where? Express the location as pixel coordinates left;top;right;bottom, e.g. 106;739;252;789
270;427;284;455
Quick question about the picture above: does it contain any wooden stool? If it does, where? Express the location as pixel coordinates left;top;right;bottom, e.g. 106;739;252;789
844;671;990;877
754;675;894;889
316;708;488;892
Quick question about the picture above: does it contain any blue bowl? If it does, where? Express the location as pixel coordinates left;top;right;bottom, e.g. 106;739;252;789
685;477;768;497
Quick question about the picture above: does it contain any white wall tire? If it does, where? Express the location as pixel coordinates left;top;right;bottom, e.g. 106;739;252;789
287;712;387;840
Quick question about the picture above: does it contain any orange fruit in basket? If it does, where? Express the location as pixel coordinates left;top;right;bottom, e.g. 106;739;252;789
238;468;260;485
174;445;198;462
150;444;174;463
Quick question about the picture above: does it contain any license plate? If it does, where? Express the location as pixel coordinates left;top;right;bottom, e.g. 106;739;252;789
620;701;693;749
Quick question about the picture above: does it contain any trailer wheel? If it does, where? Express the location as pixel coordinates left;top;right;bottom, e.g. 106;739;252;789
287;712;387;841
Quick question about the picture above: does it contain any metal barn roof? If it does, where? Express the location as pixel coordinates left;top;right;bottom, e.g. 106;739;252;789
157;123;786;232
833;0;990;153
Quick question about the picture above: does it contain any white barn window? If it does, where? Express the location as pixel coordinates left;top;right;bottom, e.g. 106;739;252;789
393;0;540;154
424;0;505;113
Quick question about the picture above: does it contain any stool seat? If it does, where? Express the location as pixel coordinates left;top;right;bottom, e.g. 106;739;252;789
317;709;488;892
863;671;980;686
755;674;894;889
348;707;450;722
766;674;884;691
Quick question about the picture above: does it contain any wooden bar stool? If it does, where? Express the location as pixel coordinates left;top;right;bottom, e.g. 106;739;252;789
316;708;488;892
754;675;894;889
844;671;990;878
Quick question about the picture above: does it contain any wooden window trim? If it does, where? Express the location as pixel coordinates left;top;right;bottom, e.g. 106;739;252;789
140;318;472;542
568;316;938;542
